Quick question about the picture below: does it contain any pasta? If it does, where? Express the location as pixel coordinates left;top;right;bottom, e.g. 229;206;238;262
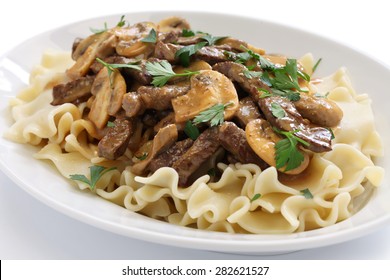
4;17;384;234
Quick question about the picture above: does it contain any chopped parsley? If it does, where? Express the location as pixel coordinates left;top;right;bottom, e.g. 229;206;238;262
145;60;200;87
273;128;309;172
175;42;207;67
95;58;141;87
69;165;116;191
312;58;322;73
90;15;127;34
141;28;157;43
300;188;314;199
193;102;233;127
184;120;200;140
250;193;262;202
270;102;286;118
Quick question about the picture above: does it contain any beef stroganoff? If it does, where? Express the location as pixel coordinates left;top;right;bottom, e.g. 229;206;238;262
4;16;384;233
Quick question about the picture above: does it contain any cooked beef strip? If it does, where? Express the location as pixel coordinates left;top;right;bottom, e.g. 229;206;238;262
195;45;232;65
176;34;204;45
218;122;268;169
213;61;332;152
172;127;220;186
260;96;332;152
98;118;134;160
131;124;178;175
213;61;269;101
148;138;194;173
234;96;262;127
154;41;183;63
122;85;190;117
51;75;95;105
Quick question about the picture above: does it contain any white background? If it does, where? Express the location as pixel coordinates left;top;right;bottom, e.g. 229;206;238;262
1;0;390;259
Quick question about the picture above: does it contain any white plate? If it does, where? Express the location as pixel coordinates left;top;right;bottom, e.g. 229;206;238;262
1;11;390;254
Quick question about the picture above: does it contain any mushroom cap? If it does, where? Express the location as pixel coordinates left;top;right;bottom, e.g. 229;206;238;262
172;70;239;123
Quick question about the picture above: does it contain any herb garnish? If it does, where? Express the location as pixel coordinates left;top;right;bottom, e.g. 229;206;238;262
312;58;322;73
141;28;157;43
95;58;142;86
145;60;200;87
273;128;309;172
69;165;116;191
300;188;314;199
175;42;207;67
184;120;200;140
201;34;227;46
270;102;286;118
136;152;148;161
250;193;261;202
175;32;227;66
271;59;309;93
193;102;233;127
107;121;115;128
182;29;196;37
232;48;310;102
90;15;127;34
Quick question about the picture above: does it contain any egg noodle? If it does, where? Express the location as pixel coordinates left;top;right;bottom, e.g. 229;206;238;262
4;18;384;233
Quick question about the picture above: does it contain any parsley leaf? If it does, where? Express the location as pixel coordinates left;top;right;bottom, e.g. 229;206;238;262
69;165;116;191
107;121;115;128
201;34;227;46
90;15;127;34
270;102;286;118
182;29;196;37
141;28;157;43
95;58;141;87
136;152;148;161
145;60;200;87
193;102;232;127
312;58;322;73
184;120;200;140
271;89;301;102
300;188;314;199
243;70;263;79
273;128;309;172
90;22;108;34
250;193;261;202
175;42;207;67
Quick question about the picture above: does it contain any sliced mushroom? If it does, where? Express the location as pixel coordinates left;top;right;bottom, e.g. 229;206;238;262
131;124;178;175
88;67;127;129
171;70;239;123
158;16;191;33
294;93;343;127
246;119;310;175
153;112;185;133
114;22;156;58
66;32;116;80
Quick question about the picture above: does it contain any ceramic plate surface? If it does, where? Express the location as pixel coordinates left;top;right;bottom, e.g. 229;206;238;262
1;11;390;254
